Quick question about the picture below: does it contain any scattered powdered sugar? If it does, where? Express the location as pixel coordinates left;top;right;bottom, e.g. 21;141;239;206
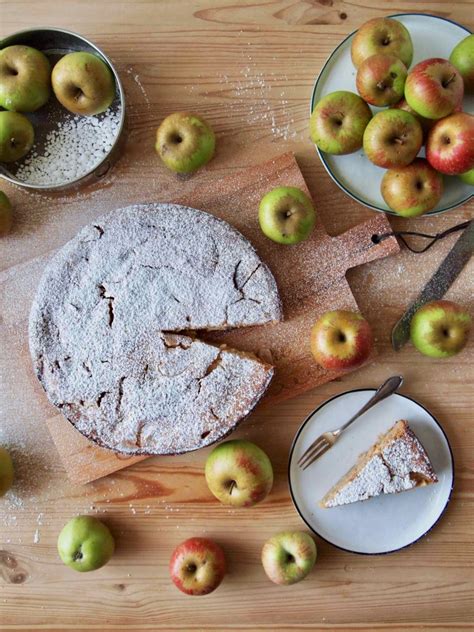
15;108;121;186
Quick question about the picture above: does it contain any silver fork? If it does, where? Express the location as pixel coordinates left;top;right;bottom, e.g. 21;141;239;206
297;375;403;470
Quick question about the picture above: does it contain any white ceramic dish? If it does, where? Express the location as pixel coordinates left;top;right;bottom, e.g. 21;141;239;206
288;388;454;555
310;13;474;216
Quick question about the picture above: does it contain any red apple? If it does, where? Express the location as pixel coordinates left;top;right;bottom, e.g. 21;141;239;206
405;58;464;120
381;158;443;217
426;112;474;175
169;537;226;596
351;17;413;69
310;310;374;371
363;109;423;169
356;54;407;107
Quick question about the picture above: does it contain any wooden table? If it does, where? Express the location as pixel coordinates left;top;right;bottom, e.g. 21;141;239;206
0;2;473;630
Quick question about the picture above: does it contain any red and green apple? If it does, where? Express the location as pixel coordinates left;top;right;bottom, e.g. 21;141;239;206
169;537;226;596
261;531;317;586
381;158;443;217
356;53;407;107
426;112;474;175
363;109;423;169
205;439;273;508
310;90;372;155
405;58;464;120
311;310;374;371
351;17;413;69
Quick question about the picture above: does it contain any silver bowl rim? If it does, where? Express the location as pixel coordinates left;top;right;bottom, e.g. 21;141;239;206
0;26;126;191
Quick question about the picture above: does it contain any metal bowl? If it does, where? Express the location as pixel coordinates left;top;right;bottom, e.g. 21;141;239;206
0;27;126;191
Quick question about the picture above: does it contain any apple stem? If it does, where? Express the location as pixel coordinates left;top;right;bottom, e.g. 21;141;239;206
376;81;386;91
228;480;236;495
443;73;456;88
394;138;404;145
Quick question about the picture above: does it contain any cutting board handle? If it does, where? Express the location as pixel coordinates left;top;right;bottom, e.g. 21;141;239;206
332;214;399;273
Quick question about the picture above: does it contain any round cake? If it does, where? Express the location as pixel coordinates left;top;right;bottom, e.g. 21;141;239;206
29;204;282;455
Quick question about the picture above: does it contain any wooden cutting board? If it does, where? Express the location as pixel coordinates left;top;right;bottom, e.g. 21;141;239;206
27;152;399;483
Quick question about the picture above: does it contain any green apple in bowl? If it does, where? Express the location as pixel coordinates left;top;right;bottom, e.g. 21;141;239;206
0;45;51;112
258;186;315;245
459;168;474;185
356;53;407;107
311;310;373;371
52;52;115;116
363;109;423;169
205;439;273;507
426;112;474;175
351;17;413;69
261;531;316;585
169;537;226;596
449;34;474;93
0;111;34;162
57;515;115;572
0;446;14;496
405;59;464;120
155;112;215;174
310;90;372;155
410;300;471;358
381;158;443;217
0;191;13;236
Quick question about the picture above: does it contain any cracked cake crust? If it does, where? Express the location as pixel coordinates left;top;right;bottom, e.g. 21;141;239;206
29;204;281;455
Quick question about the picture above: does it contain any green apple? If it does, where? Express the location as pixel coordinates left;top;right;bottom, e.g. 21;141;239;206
0;447;14;496
381;158;443;217
261;531;317;585
410;300;471;358
57;515;115;572
258;186;315;245
0;111;34;162
0;191;13;235
351;17;413;69
155;112;215;174
52;52;115;116
0;45;51;112
205;439;273;507
450;34;474;93
310;90;372;155
459;168;474;185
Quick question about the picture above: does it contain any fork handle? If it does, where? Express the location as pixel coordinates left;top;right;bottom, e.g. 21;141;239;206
335;375;403;436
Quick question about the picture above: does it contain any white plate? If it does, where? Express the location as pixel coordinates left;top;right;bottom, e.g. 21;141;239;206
288;389;454;555
310;13;474;216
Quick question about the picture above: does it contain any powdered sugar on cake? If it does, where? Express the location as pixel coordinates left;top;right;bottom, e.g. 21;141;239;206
324;427;437;508
28;204;281;454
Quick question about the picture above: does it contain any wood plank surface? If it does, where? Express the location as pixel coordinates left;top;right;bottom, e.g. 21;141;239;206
0;1;473;630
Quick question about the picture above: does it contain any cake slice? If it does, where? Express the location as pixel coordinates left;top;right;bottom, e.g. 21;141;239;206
320;420;438;508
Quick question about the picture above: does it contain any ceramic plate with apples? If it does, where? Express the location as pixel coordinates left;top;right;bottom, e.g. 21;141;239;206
289;389;454;555
310;13;474;216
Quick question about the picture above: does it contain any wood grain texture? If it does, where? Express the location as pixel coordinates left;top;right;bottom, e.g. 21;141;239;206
0;1;473;630
38;152;398;484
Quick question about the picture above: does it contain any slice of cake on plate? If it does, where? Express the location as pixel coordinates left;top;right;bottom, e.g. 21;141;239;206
320;420;438;508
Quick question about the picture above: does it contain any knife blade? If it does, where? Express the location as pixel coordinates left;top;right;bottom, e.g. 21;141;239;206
391;219;474;351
